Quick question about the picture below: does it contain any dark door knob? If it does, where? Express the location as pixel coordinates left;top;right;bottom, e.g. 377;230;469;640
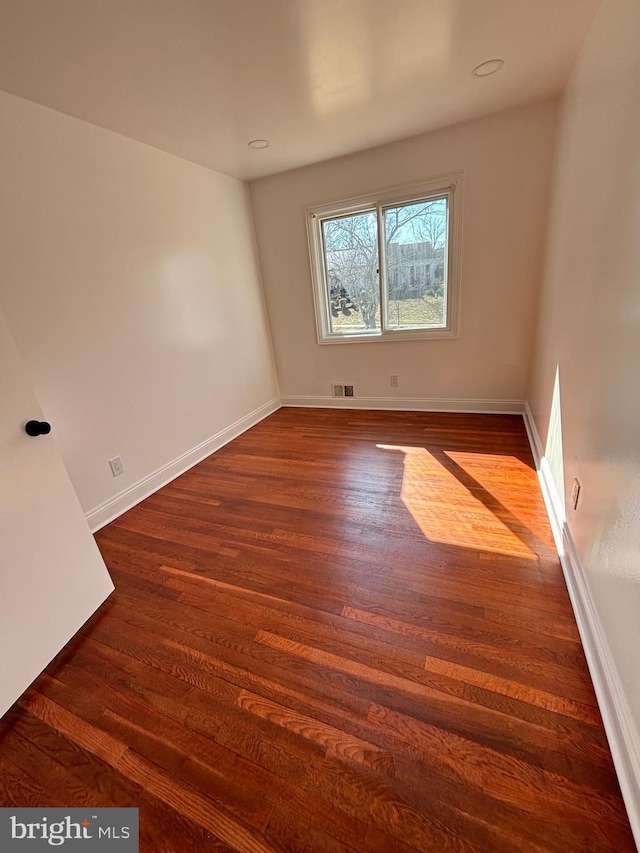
25;420;52;437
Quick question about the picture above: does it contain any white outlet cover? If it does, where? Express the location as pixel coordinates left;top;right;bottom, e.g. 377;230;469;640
109;456;124;477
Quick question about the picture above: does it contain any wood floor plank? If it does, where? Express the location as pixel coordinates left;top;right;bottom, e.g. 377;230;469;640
0;408;634;852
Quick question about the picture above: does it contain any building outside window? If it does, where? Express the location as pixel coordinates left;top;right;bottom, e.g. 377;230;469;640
306;173;462;344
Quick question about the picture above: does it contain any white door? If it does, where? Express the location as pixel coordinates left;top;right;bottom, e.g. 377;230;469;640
0;310;114;717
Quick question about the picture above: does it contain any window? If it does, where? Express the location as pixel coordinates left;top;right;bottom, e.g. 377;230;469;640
306;174;462;343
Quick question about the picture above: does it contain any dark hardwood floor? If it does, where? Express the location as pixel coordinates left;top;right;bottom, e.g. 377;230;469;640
0;408;635;852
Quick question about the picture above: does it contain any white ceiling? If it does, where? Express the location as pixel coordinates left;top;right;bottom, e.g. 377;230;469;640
0;0;599;181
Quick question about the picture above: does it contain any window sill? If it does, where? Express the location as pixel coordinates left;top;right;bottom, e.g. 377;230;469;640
317;327;457;344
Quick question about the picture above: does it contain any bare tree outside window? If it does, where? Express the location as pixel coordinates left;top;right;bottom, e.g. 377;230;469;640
307;175;461;342
320;199;448;334
322;211;380;333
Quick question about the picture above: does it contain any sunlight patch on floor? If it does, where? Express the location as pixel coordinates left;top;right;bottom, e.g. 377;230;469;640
377;444;538;559
445;450;555;549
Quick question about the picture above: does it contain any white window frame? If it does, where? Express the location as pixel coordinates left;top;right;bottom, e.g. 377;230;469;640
306;172;463;344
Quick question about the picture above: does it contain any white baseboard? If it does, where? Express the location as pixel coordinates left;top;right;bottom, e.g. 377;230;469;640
281;395;526;415
521;401;544;465
86;397;281;532
523;403;640;848
87;395;522;532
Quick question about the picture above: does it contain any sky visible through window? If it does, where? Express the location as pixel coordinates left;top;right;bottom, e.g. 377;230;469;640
322;197;447;333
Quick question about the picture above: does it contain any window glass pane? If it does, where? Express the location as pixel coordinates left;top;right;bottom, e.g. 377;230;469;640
321;211;380;335
383;197;448;330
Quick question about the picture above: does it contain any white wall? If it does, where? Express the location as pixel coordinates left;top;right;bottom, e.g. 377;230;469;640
250;100;558;408
0;91;278;517
527;0;640;832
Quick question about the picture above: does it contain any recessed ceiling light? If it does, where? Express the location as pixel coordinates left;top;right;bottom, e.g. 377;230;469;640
248;139;269;149
472;59;504;78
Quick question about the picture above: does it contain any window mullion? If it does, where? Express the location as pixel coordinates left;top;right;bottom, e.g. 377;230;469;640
376;204;387;333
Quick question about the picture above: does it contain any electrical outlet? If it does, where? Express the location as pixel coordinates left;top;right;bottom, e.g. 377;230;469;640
344;385;354;397
109;456;125;477
390;374;399;387
570;478;581;510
